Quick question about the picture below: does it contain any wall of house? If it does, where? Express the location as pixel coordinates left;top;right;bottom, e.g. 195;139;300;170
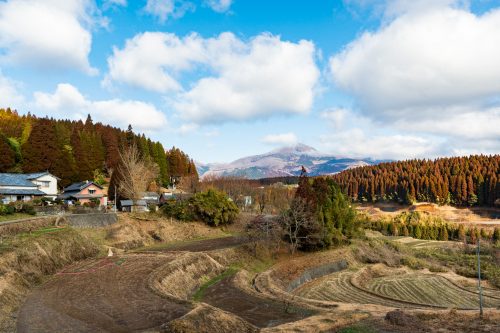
80;184;104;196
1;195;33;204
31;175;58;197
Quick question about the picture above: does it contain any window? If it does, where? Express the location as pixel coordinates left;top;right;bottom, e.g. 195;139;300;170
89;189;96;195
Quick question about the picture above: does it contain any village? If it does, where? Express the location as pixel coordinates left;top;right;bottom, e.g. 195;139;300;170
0;171;178;215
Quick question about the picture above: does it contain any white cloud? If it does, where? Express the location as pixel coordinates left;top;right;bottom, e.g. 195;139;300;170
0;70;25;109
144;0;194;22
176;123;199;135
394;105;500;140
330;5;500;119
0;0;100;74
204;0;232;13
104;32;206;92
174;33;319;122
321;108;350;129
34;83;167;131
106;32;320;123
262;133;299;146
320;128;435;160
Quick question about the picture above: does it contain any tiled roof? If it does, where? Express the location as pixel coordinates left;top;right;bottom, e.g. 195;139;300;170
25;172;60;180
0;188;45;195
0;173;38;187
63;181;103;192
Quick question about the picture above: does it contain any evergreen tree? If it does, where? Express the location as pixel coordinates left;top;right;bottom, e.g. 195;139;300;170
0;134;16;171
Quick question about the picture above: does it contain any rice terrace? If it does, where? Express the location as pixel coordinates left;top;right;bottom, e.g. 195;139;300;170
1;1;500;332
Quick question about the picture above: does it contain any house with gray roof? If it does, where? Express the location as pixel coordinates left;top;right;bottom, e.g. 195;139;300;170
0;172;59;203
58;181;107;206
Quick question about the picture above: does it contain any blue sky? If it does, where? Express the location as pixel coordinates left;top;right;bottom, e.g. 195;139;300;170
0;0;499;163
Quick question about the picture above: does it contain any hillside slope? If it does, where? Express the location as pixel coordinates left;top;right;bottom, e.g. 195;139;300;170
332;155;500;207
0;108;197;187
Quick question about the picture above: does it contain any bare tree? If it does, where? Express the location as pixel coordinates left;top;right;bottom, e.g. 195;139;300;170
117;144;159;200
278;198;314;254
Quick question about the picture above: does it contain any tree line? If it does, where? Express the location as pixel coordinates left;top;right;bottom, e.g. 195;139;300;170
0;108;197;187
332;155;499;207
365;211;500;245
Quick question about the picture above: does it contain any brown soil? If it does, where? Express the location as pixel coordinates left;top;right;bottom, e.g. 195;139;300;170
16;254;191;333
145;235;250;253
14;235;251;333
202;274;313;328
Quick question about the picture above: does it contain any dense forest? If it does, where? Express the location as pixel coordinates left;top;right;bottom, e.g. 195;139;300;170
332;155;500;207
0;108;197;187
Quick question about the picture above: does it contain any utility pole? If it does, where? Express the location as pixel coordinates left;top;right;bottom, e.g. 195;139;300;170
477;237;484;318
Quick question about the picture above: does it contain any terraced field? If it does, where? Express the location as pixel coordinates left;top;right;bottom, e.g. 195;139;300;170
294;265;500;310
366;274;500;309
294;270;417;308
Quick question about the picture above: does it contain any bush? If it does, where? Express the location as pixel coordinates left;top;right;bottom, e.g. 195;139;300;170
161;198;196;221
191;189;239;226
161;189;239;226
20;203;36;215
0;204;15;215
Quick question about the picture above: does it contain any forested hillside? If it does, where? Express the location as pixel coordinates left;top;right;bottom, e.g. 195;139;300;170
332;155;499;207
0;108;197;187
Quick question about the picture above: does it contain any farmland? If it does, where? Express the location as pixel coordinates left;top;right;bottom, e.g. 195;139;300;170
2;212;500;333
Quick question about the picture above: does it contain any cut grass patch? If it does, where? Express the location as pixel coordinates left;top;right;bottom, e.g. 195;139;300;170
193;265;239;302
0;213;38;224
17;226;67;239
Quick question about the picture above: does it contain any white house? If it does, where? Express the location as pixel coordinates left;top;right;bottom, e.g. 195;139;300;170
26;172;60;200
0;172;59;204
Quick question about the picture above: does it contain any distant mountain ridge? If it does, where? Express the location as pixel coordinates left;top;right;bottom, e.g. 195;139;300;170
198;144;376;179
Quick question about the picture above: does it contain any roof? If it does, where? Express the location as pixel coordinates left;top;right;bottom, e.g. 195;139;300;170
25;171;61;181
0;188;46;195
63;181;103;192
142;192;160;198
120;200;147;206
0;173;38;187
0;172;60;187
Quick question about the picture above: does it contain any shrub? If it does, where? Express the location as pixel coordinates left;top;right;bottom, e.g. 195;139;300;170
20;204;36;215
0;204;15;215
161;189;239;226
191;189;239;226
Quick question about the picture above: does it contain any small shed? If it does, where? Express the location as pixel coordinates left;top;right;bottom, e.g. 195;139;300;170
120;199;149;212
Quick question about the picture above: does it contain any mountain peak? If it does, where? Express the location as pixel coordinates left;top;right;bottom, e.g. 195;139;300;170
271;143;318;155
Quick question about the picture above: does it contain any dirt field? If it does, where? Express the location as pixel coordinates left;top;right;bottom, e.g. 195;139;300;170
16;255;190;333
9;213;500;333
357;202;500;229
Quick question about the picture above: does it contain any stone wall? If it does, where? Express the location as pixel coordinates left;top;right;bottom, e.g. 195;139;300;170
287;259;348;292
64;213;118;228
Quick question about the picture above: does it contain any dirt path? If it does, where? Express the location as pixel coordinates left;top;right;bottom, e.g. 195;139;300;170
202;275;313;328
139;235;250;253
16;236;250;333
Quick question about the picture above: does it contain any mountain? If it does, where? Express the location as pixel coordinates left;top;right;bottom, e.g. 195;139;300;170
198;143;375;179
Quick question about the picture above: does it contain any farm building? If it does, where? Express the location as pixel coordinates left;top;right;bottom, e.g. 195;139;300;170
120;199;148;212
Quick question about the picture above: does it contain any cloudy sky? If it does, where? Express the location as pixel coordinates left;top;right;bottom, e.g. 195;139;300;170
0;0;499;163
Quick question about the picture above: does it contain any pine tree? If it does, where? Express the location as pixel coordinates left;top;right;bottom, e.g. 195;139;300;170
0;134;16;171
